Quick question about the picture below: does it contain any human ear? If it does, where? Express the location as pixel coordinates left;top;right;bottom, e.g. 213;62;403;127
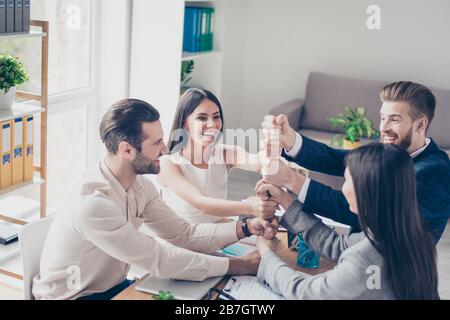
118;141;133;159
416;117;428;132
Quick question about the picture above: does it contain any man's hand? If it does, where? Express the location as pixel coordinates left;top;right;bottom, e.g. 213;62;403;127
246;217;280;240
256;236;281;257
226;251;261;276
256;181;295;210
262;114;297;151
244;196;278;219
261;158;306;194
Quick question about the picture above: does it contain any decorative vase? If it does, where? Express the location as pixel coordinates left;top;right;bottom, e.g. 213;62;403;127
343;139;361;150
0;86;16;110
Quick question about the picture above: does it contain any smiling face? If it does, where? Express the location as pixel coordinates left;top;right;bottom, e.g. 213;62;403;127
184;99;223;147
379;101;420;152
342;168;358;214
131;121;168;174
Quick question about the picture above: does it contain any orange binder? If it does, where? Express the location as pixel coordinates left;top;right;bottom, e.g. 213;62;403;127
23;115;34;181
0;120;12;189
12;117;24;185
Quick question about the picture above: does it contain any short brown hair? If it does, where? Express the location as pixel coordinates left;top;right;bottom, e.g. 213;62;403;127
100;99;160;154
380;81;436;131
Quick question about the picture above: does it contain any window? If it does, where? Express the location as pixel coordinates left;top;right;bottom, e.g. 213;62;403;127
0;0;92;95
0;0;97;212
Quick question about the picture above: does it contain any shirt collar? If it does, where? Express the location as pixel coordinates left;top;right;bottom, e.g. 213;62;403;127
99;160;144;196
410;138;431;158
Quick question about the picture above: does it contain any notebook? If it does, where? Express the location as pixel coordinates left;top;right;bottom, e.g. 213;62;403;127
222;276;285;300
135;275;223;300
0;224;18;246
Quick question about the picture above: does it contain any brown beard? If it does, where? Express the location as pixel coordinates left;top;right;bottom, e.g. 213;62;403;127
381;126;413;151
131;151;160;174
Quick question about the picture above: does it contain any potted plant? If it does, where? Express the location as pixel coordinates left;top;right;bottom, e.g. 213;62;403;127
0;52;29;110
180;60;194;94
328;106;378;149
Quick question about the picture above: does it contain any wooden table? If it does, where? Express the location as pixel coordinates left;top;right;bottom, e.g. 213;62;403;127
113;231;335;300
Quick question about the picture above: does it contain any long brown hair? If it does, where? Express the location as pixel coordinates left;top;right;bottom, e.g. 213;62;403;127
167;88;224;152
346;143;439;300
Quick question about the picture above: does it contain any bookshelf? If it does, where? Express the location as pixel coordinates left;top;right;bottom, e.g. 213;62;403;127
0;20;49;281
129;0;225;141
182;0;224;97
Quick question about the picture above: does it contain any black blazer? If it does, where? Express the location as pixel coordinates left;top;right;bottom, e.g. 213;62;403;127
284;135;450;243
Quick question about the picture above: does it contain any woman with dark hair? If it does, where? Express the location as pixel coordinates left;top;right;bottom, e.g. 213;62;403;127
255;143;439;299
157;88;278;223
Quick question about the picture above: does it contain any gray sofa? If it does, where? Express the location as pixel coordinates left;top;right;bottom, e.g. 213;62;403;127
270;71;450;189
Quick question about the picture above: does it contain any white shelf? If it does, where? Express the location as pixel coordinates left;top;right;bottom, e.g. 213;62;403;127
0;242;20;265
0;102;45;123
0;176;44;202
185;0;216;3
0;30;47;40
182;50;222;61
0;251;22;276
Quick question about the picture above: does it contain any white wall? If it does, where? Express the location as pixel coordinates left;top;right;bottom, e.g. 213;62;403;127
221;0;450;130
129;0;184;141
96;0;132;160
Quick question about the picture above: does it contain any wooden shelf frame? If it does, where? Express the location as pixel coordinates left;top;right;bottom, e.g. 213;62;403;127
0;20;49;281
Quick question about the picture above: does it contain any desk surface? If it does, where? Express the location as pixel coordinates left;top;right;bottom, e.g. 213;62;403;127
113;231;335;300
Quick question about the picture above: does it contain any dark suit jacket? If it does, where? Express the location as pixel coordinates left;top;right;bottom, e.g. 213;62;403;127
284;135;450;242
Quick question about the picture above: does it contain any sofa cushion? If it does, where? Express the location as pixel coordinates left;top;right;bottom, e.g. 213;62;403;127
301;71;450;150
302;72;386;134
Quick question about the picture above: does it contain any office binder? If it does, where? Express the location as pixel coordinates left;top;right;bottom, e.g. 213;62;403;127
199;8;208;51
184;7;202;52
5;0;14;33
194;8;202;52
23;115;33;181
0;0;6;33
22;0;29;32
208;8;215;51
183;7;194;52
0;120;12;189
12;117;23;185
14;0;22;32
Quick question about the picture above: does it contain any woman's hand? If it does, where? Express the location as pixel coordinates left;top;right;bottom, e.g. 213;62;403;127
256;236;281;256
245;196;279;219
247;217;280;240
255;180;295;209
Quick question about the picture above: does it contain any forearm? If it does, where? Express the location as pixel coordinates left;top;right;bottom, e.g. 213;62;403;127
282;201;364;261
194;197;252;217
226;256;258;276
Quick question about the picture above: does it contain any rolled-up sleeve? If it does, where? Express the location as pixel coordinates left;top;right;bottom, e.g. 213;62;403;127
74;198;229;281
140;181;239;253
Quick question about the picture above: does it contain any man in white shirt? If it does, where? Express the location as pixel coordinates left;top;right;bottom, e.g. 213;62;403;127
33;99;278;300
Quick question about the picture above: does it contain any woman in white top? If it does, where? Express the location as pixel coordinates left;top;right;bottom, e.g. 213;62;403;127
157;88;277;223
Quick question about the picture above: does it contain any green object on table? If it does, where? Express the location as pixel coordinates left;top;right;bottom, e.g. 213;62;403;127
153;290;174;300
296;234;320;269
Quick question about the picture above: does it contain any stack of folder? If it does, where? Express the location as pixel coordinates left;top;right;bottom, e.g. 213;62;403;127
0;115;34;189
0;0;31;34
183;6;215;53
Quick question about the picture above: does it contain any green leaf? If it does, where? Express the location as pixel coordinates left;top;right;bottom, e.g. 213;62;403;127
153;290;174;300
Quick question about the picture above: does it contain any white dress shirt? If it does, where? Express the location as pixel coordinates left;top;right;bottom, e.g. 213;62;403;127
32;160;238;300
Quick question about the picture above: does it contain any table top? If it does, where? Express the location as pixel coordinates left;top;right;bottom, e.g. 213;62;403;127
113;231;335;300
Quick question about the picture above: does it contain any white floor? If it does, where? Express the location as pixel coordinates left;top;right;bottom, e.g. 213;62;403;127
0;168;448;299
